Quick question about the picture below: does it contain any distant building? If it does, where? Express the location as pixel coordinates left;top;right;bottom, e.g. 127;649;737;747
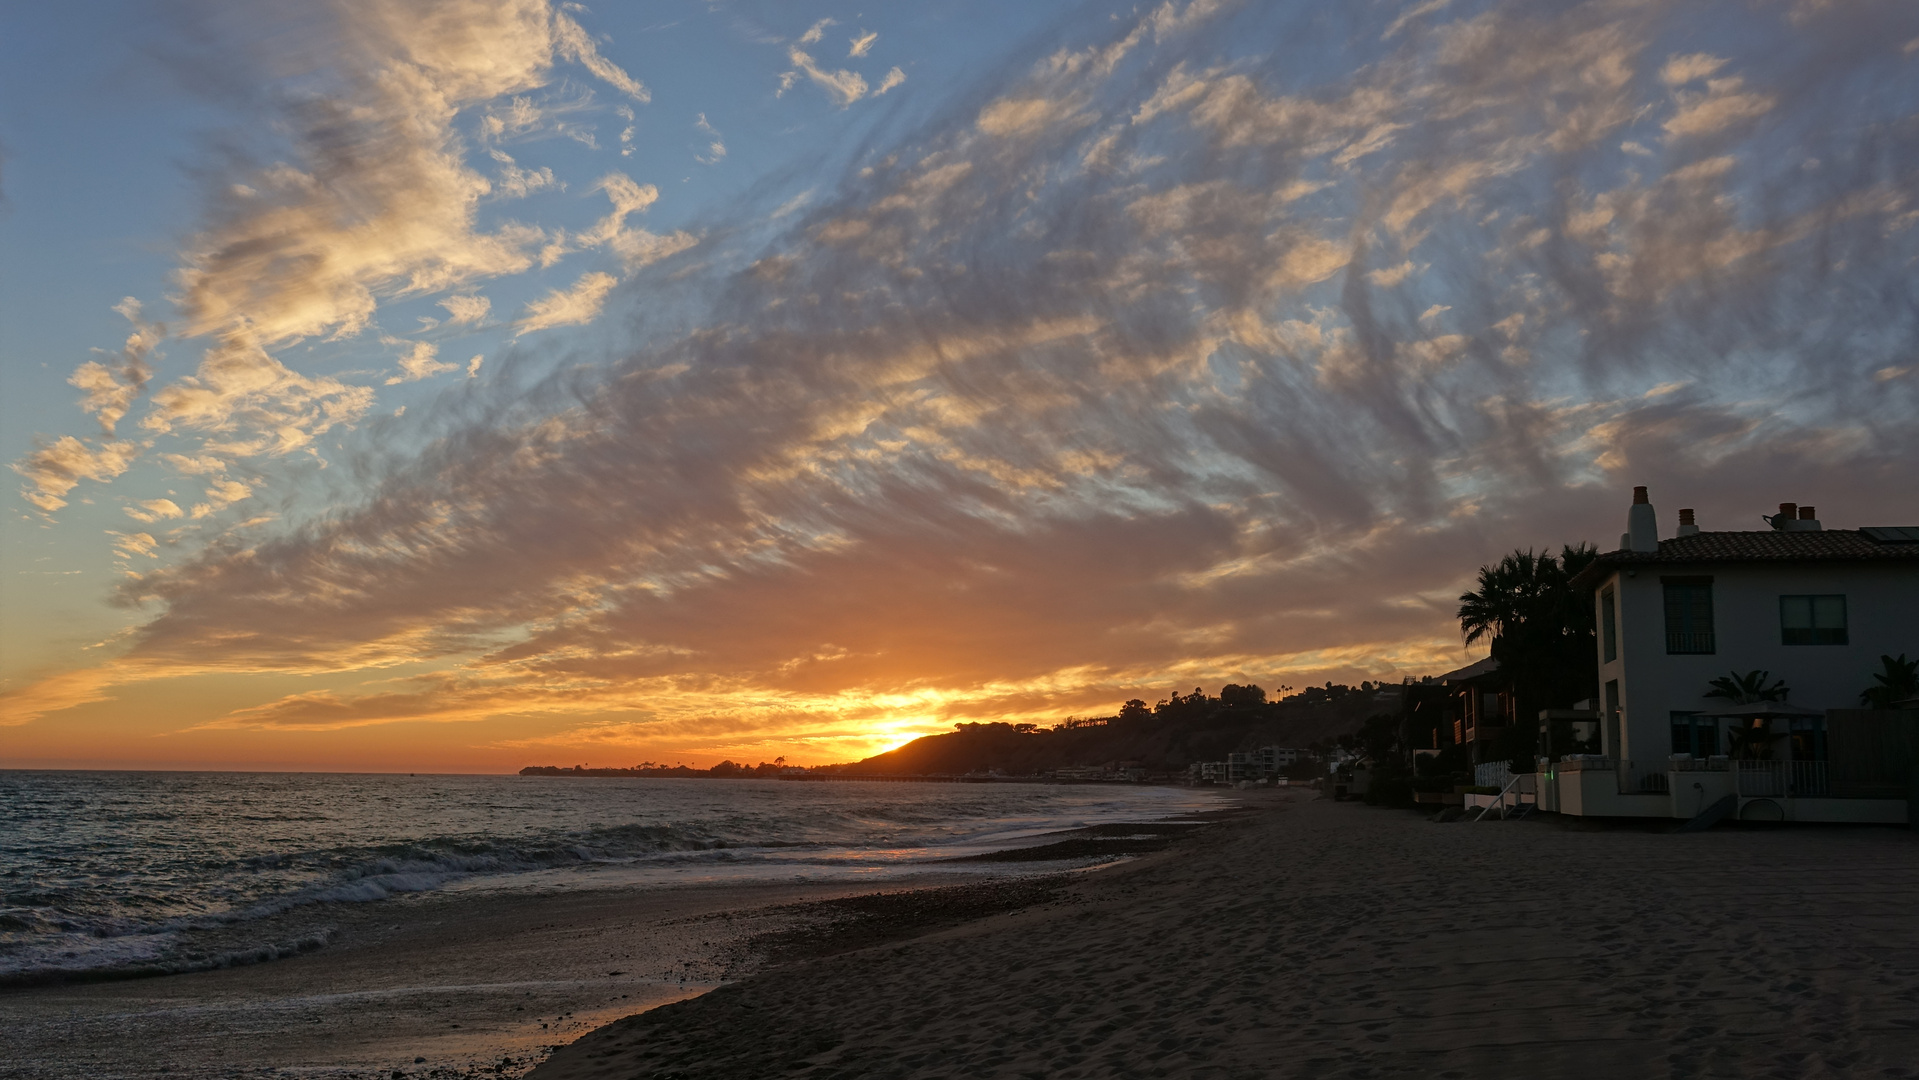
1054;765;1110;781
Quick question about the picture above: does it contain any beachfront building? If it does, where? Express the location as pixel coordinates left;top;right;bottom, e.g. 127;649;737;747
1400;657;1514;766
1540;488;1919;823
1191;746;1304;785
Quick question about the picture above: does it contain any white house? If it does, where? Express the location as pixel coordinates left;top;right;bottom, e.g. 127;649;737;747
1545;487;1919;823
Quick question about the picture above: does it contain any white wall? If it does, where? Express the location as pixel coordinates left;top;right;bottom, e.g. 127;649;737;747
1593;559;1919;767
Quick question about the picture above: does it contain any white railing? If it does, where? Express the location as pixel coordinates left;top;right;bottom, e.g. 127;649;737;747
1734;760;1830;798
1668;754;1731;771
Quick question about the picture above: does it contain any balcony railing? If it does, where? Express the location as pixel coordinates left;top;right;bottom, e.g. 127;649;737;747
1734;760;1830;798
1669;754;1730;771
1665;630;1716;654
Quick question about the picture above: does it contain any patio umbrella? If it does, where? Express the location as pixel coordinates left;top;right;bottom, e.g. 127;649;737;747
1696;700;1824;719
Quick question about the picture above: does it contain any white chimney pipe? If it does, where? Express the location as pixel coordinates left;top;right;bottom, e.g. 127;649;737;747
1627;485;1659;552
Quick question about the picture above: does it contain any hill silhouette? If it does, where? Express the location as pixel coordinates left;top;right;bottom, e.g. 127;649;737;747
839;683;1399;777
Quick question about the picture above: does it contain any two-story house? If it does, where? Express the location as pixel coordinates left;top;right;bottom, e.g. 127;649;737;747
1544;487;1919;822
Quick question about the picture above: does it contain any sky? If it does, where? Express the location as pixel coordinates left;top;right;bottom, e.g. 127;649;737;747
2;0;1916;773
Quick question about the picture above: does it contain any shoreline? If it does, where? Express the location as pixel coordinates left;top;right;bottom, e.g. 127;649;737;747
0;815;1231;1079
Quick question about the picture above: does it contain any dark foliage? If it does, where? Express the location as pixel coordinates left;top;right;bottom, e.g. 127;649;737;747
1860;654;1919;708
1456;543;1601;768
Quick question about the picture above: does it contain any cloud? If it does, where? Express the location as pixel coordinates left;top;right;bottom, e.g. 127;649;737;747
1661;53;1727;85
68;298;162;436
387;340;459;384
514;270;619;335
168;3;624;350
12;437;139;513
694;113;726;165
10;2;674;524
125;499;185;523
848;30;877;58
781;38;868;107
100;0;652;472
439;294;492;324
142;331;375;456
108;530;159;560
798;19;834;46
550;172;698;270
550;9;651;102
875;67;906;95
489;150;559;198
467;354;486;377
1366;261;1418;287
771;188;816;219
190;478;254;519
1664;75;1774;138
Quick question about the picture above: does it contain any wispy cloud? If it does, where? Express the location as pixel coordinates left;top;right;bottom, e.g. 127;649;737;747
387;341;459;384
514;270;619;336
848;30;877;58
694;113;726;164
439;294;492;325
779;20;869;108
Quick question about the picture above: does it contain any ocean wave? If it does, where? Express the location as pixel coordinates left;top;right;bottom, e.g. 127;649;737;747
0;773;1217;983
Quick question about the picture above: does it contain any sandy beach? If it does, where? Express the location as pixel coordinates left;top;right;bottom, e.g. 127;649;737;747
9;791;1919;1079
533;790;1919;1080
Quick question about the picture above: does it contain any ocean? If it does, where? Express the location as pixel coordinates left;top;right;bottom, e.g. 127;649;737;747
0;771;1215;985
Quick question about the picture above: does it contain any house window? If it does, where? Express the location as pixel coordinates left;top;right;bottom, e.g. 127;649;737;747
1662;578;1715;654
1669;711;1718;758
1780;595;1847;646
1601;586;1617;663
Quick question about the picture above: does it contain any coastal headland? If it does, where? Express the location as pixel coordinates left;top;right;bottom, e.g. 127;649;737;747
533;791;1919;1080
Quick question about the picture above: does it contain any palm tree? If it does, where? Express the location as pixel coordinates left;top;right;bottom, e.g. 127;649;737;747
1859;654;1919;708
1456;544;1601;767
1704;669;1791;704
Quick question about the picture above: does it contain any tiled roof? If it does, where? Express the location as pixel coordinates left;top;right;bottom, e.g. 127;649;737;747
1436;655;1499;683
1570;529;1919;589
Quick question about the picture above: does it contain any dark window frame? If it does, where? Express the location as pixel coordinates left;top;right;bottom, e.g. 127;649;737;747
1600;585;1617;663
1779;594;1848;646
1669;710;1717;758
1661;576;1715;655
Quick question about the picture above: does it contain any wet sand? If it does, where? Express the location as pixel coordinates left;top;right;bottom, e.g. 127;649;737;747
0;873;1054;1080
533;790;1919;1080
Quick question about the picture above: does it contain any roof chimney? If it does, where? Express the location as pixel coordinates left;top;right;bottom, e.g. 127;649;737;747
1677;508;1699;537
1627;486;1659;552
1785;504;1822;531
